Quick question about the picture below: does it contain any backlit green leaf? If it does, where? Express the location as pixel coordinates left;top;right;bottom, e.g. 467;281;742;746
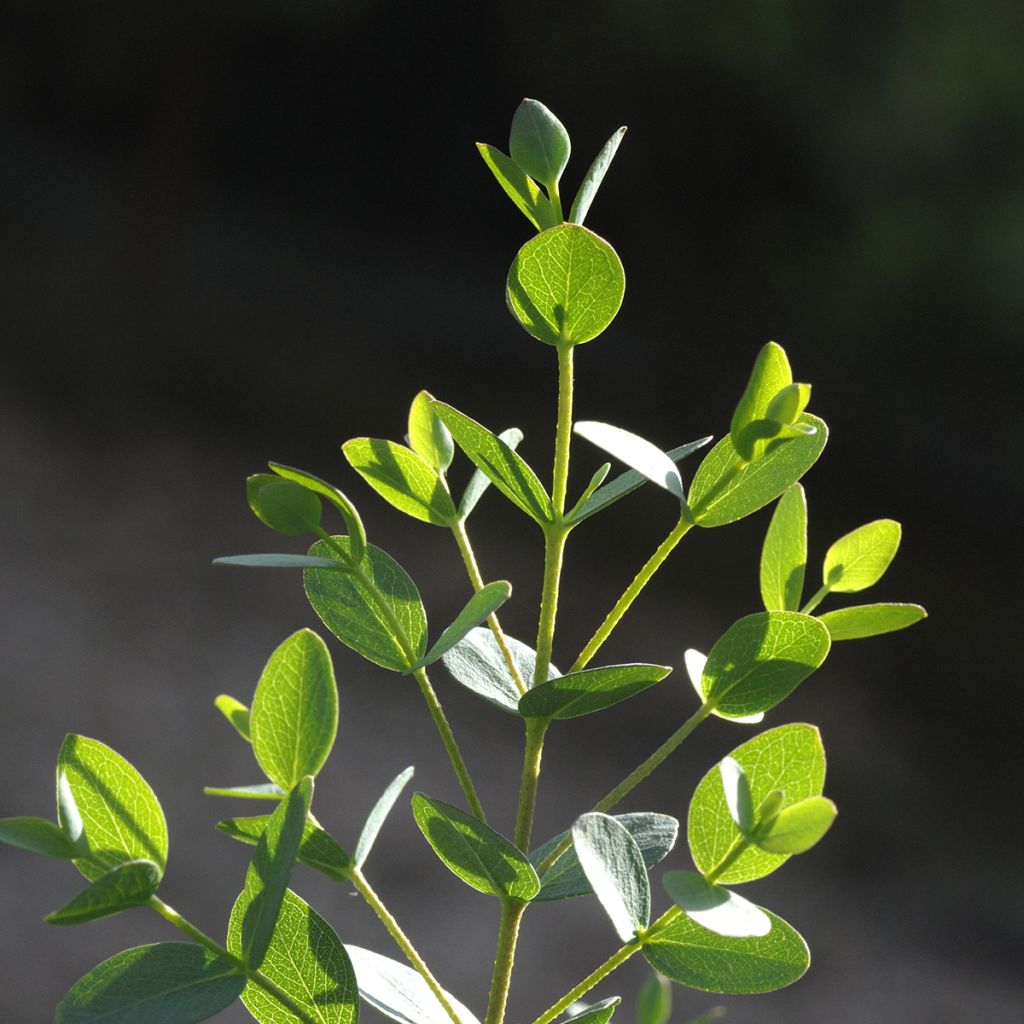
476;144;557;232
729;343;793;462
409;390;456;472
416;582;513;669
250;629;338;790
305;537;427;672
509;98;570;189
817;602;927;640
55;942;246;1024
718;758;754;835
506;224;625;347
56;735;168;882
756;796;837;854
411;794;539;901
564;997;620;1024
644;909;808;994
0;816;76;859
662;872;769;939
823;519;902;592
459;427;524;520
213;695;251;742
247;476;322;536
216;815;351;883
355;766;415;868
635;974;670;1024
442;627;553;714
760;484;807;612
684;648;763;725
574;422;685;501
688;725;826;884
46;859;160;925
203;783;284;801
519;663;671;720
569;127;627;226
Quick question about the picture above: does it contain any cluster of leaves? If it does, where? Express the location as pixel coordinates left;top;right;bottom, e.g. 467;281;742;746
0;99;925;1024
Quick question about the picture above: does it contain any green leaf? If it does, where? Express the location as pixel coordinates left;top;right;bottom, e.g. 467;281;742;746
568;438;712;525
718;758;754;835
0;816;77;859
823;519;902;592
571;813;650;942
203;783;285;801
688;724;826;884
817;602;927;640
689;415;827;527
228;888;358;1024
506;224;625;347
569;127;627;226
700;612;831;719
345;945;481;1024
416;581;513;669
305;537;427;672
729;342;793;462
247;475;322;536
213;695;251;742
760;484;807;612
411;793;539;901
459;427;524;519
213;554;349;571
509;98;570;189
564;997;620;1024
476;144;557;232
237;776;313;969
519;663;671;720
344;438;458;526
574;422;686;501
408;390;456;472
635;974;670;1024
250;629;338;791
442;627;553;714
56;735;168;882
756;796;837;854
217;815;352;883
662;872;769;939
765;383;811;426
683;649;763;726
644;910;808;994
269;463;367;565
55;942;246;1024
46;859;160;925
530;812;678;903
355;766;415;868
433;403;553;524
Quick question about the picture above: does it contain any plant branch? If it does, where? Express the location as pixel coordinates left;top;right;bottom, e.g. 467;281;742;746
484;900;527;1024
800;583;831;615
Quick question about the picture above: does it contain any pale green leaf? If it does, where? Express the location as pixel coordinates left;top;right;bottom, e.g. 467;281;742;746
509;98;570;189
55;942;246;1024
823;519;902;592
0;816;77;859
476;144;557;232
47;859;160;925
635;974;670;1024
729;343;793;462
817;602;927;640
684;650;762;725
662;872;769;939
569;126;627;226
203;783;284;801
305;537;427;672
756;796;837;854
411;794;539;901
213;554;349;571
760;484;807;612
506;224;625;347
571;813;650;942
574;422;685;501
441;627;539;714
216;815;351;883
355;766;415;868
519;663;671;720
563;997;620;1024
409;390;455;471
213;695;251;742
718;758;754;835
247;476;322;536
416;582;513;669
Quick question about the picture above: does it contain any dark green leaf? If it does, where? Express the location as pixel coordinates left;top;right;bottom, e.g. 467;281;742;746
217;815;351;883
756;796;837;854
564;997;620;1024
214;554;352;571
355;766;415;868
459;427;524;519
476;144;557;232
47;859;160;925
662;872;769;939
760;484;807;612
247;476;322;536
203;783;284;801
823;520;902;592
509;98;570;189
442;627;551;714
416;582;513;669
518;663;671;720
635;973;670;1024
569;126;627;226
0;816;76;859
409;390;456;472
817;602;927;640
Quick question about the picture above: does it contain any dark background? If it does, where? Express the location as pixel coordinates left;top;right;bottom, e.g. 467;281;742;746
1;2;1021;1022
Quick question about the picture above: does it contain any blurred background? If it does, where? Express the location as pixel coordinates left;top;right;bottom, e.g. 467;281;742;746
2;2;1021;1021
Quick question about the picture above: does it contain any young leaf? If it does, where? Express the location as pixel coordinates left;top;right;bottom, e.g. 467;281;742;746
344;438;458;526
213;553;349;571
213;695;251;742
409;390;456;472
683;650;762;725
55;942;246;1024
571;813;650;942
247;475;322;536
442;627;554;714
718;758;754;835
518;663;671;720
662;872;770;939
476;143;557;232
56;735;168;882
506;224;625;347
756;796;837;854
415;581;513;669
250;629;339;790
564;997;621;1024
644;909;808;993
817;602;927;640
203;783;285;801
689;415;827;527
574;422;685;501
688;724;826;884
237;776;313;969
459;427;525;519
729;342;793;462
823;519;902;592
509;98;570;190
433;403;553;524
228;888;358;1024
345;945;482;1024
635;973;670;1024
760;484;807;612
699;612;831;719
411;793;539;901
305;537;428;672
355;766;415;868
569;126;627;226
0;816;77;859
217;814;352;883
530;812;678;902
46;859;160;926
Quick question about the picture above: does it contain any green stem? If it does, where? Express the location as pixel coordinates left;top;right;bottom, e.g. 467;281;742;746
800;583;831;615
551;344;574;515
704;833;751;885
547;181;564;224
571;515;693;673
349;867;463;1024
484;900;527;1024
514;718;549;852
452;518;527;697
148;896;319;1024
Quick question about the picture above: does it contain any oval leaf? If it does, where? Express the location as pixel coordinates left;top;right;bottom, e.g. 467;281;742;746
760;484;807;612
662;872;770;939
635;974;670;1024
409;390;455;472
506;224;625;347
411;794;539;901
729;342;793;462
47;859;160;926
217;814;352;883
574;422;685;501
519;663;671;720
0;816;77;859
247;475;322;536
213;553;350;571
417;582;513;669
569;126;627;226
823;519;902;592
756;796;837;854
476;143;557;232
509;98;570;188
817;602;926;641
355;766;415;868
684;649;762;725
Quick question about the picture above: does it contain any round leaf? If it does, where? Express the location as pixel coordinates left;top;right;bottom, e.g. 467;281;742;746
247;475;322;536
509;98;570;188
823;519;902;592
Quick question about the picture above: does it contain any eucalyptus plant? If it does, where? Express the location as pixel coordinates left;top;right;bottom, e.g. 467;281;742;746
0;99;926;1024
